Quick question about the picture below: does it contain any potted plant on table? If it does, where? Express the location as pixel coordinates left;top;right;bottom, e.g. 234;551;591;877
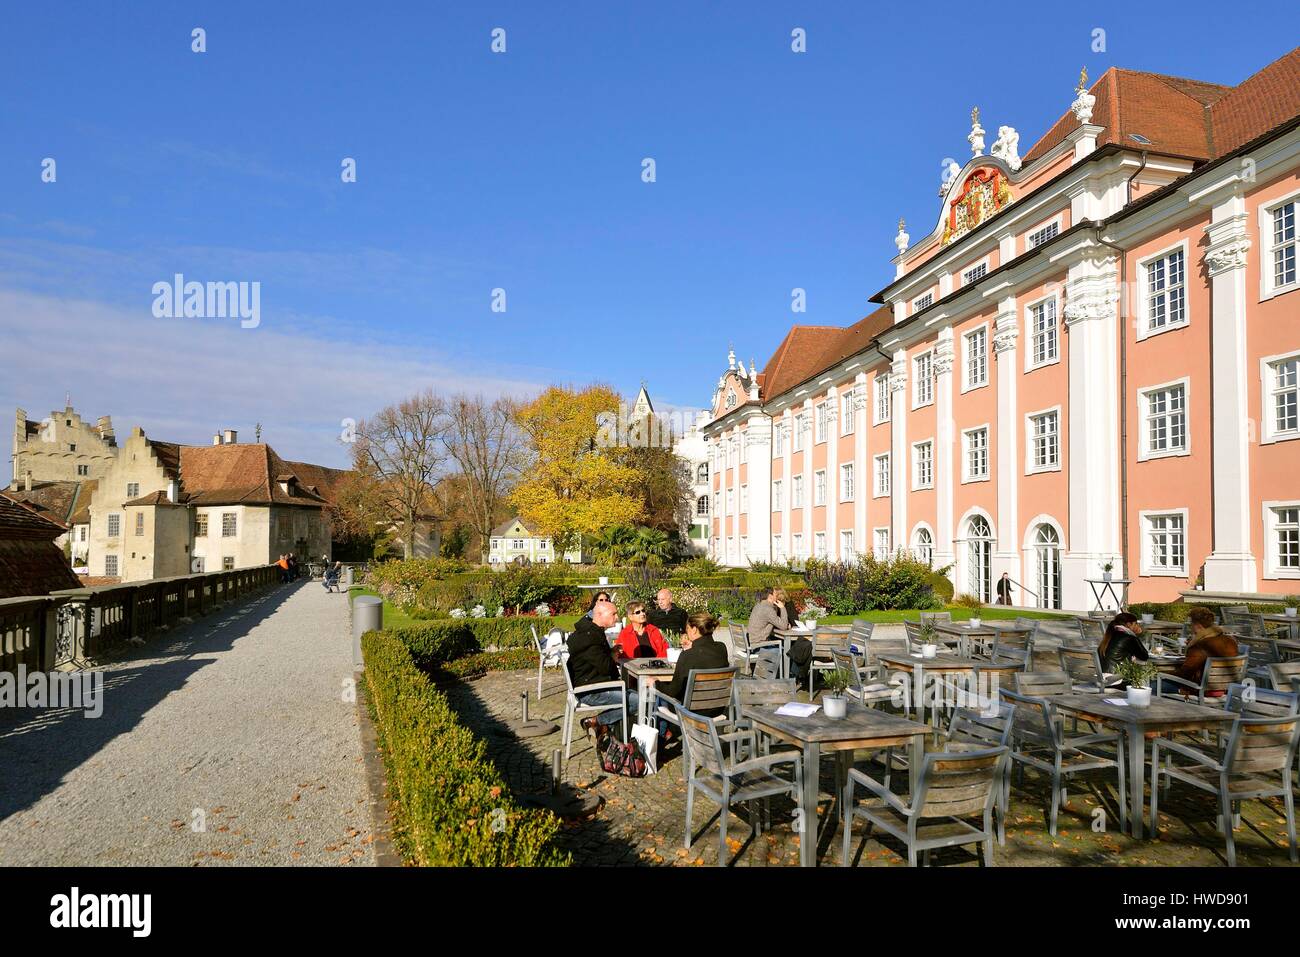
1101;559;1115;583
1115;659;1159;707
821;667;853;719
1284;596;1299;618
918;619;939;658
799;601;828;631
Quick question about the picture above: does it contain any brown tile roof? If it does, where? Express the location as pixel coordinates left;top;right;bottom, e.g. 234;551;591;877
123;491;181;507
176;444;328;507
2;481;80;528
67;479;99;526
758;306;895;403
285;461;351;504
0;539;83;598
0;493;69;540
149;440;182;477
1023;49;1300;165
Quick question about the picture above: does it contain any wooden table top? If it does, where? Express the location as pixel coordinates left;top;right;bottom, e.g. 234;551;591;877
1138;619;1184;632
1262;613;1300;622
933;621;1034;636
743;699;933;745
1048;692;1237;729
620;658;674;677
878;652;984;671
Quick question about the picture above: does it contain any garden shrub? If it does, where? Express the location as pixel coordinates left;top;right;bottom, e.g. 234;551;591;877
801;555;938;612
361;631;568;866
442;648;540;679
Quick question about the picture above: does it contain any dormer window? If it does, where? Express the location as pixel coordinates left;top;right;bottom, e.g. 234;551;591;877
1027;220;1060;249
913;292;933;312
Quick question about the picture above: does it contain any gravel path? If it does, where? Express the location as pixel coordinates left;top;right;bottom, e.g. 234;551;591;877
0;581;377;866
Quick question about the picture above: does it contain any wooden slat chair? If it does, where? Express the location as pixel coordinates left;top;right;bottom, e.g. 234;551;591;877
677;704;803;865
1058;644;1111;693
1219;604;1249;624
730;677;798;762
841;746;1008;867
919;611;953;626
1224;682;1300;718
809;628;852;697
988;630;1035;671
903;620;925;647
1074;617;1105;646
1244;636;1282;684
1154;654;1249;706
530;624;568;699
561;659;627;760
1000;688;1127;836
830;647;908;710
1267;661;1300;692
655;666;738;734
1224;611;1262;639
848;619;875;652
731;621;782;677
1150;712;1300;866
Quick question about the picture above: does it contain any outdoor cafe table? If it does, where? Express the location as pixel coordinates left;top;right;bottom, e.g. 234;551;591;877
1262;613;1300;641
1046;693;1237;840
934;620;1033;657
741;700;932;867
620;656;678;726
877;652;984;726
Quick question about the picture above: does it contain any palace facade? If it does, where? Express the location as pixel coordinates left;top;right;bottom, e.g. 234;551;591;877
704;50;1300;609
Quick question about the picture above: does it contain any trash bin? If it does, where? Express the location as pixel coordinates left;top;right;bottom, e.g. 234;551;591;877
344;565;355;588
352;595;382;671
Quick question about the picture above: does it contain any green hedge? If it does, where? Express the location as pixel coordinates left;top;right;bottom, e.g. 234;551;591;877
360;630;569;866
383;619;542;669
443;648;540;679
1129;599;1299;623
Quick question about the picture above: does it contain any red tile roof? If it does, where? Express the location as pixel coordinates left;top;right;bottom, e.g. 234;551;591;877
758;306;895;403
175;444;329;507
1;481;80;528
0;539;83;598
0;493;69;540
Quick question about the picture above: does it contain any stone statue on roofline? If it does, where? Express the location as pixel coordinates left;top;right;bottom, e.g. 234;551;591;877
991;126;1021;171
939;157;962;197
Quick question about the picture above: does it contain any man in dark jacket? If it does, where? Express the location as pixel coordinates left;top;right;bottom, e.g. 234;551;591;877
647;588;689;635
567;600;638;730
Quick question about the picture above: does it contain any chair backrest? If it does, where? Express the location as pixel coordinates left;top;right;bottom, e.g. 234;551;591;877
862;637;909;669
1222;712;1300;779
751;653;782;680
992;628;1032;651
850;619;875;642
1225;682;1300;718
1058;645;1105;687
732;677;798;714
1014;670;1073;696
915;747;1006;819
903;620;924;645
830;648;864;693
812;628;847;659
1203;654;1249;694
947;703;1014;750
919;611;952;625
1220;604;1249;621
1074;617;1104;644
1268;661;1300;692
1000;688;1060;749
1245;637;1280;667
683;666;738;715
676;704;727;776
530;623;542;653
1225;611;1261;638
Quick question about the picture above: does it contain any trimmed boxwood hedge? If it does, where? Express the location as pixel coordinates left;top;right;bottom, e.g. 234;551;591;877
361;630;569;866
384;619;540;668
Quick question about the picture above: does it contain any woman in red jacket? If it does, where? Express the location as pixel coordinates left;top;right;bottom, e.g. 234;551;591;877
615;601;669;659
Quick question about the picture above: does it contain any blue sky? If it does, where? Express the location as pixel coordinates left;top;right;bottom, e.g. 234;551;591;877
1;2;1294;467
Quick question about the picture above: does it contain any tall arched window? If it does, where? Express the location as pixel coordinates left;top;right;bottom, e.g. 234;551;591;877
1034;524;1062;610
696;495;709;516
913;527;933;566
967;516;993;602
697;462;709;483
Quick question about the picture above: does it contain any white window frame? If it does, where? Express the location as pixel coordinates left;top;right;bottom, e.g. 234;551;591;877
912;439;934;490
840;462;855;502
772;422;785;458
1136;239;1190;340
813;469;827;507
841;529;855;559
772;535;784;562
961;424;991;483
913;291;934;313
793;412;806;452
873;527;891;559
874;374;891;424
962;256;991;286
792;533;804;559
792;475;804;509
740;484;749;513
739;433;747;464
1260;350;1300;445
1259;187;1300;302
874;453;891;498
814;402;828;445
961;323;989;393
727;488;735;513
772;479;783;512
104;554;119;577
107;513;121;538
1024;292;1061;372
912;525;934;565
1025;407;1063;475
814;531;827;559
913;351;934;409
840;390;855;436
1263;500;1300;580
1025;213;1064;250
1140;508;1189;577
1137;377;1191;460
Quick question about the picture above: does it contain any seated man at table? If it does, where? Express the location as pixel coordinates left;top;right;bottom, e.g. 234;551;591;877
1167;606;1239;692
568;600;639;735
646;587;689;635
655;611;731;740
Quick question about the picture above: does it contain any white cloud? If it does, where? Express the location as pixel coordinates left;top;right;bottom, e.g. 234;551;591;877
0;289;550;468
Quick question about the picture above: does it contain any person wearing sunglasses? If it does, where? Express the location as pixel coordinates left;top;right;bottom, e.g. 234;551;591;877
614;600;669;659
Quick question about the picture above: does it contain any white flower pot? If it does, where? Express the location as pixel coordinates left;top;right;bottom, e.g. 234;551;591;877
598;576;609;586
1142;614;1154;624
922;644;938;659
823;695;848;719
1102;571;1113;582
1286;608;1297;617
969;617;982;630
1127;687;1152;707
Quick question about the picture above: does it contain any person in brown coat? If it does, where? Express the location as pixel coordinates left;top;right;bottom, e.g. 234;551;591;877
1170;606;1240;691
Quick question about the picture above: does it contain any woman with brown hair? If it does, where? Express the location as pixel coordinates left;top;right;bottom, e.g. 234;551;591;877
1099;612;1148;673
615;600;669;659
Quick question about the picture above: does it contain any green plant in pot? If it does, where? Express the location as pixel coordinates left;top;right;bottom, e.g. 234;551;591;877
1115;659;1159;707
821;667;854;719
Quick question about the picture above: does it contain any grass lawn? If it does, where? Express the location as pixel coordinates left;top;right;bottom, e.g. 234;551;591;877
816;606;1069;624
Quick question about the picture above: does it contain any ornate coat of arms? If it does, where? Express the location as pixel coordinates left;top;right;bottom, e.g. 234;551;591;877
941;167;1013;245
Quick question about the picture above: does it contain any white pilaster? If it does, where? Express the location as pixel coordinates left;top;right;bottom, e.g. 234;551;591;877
934;327;956;569
781;410;793;559
1198;184;1257;591
825;385;838;559
802;399;814;560
745;415;773;565
854;372;869;559
993;296;1022;592
890;349;909;554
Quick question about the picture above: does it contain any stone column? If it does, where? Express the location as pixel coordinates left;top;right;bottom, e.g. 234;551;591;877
745;414;773;564
890;349;909;555
933;327;956;569
993;295;1021;593
1200;187;1257;591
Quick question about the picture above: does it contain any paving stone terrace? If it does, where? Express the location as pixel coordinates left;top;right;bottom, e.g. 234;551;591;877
446;669;1300;867
0;581;377;866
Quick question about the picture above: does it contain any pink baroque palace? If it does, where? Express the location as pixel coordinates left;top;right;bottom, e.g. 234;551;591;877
703;48;1300;610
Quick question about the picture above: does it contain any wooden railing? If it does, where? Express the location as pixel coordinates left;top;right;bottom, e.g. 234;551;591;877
1;563;282;674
